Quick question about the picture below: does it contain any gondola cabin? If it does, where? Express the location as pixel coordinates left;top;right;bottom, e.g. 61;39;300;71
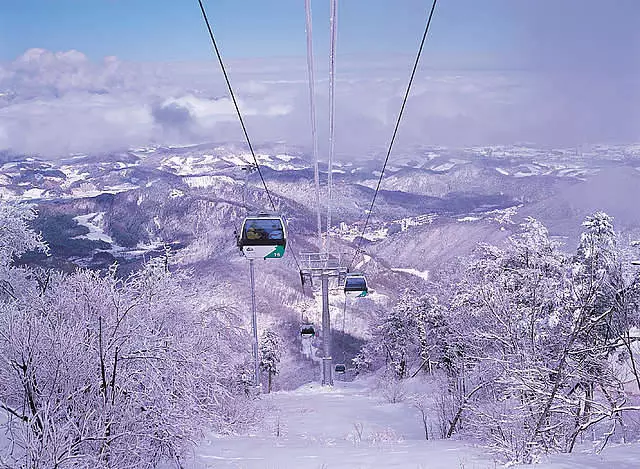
238;213;287;260
335;363;346;374
344;273;368;298
300;324;315;338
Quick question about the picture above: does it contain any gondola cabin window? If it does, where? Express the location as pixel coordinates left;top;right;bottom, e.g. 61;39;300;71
245;219;284;241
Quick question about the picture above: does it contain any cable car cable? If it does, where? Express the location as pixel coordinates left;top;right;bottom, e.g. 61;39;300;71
326;0;338;251
196;0;276;211
304;0;323;247
348;0;438;270
197;0;302;272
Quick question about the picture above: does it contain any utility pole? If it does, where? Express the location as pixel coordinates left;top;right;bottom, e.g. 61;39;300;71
249;258;261;390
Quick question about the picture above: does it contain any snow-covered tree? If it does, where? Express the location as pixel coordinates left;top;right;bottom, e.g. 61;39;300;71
373;293;419;379
358;290;450;380
558;212;640;452
0;201;48;266
353;346;374;375
260;329;281;393
413;294;448;375
0;200;255;468
0;261;241;467
440;214;640;463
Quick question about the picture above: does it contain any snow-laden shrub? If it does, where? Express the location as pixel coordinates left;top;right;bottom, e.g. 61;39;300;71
368;427;403;447
375;372;408;404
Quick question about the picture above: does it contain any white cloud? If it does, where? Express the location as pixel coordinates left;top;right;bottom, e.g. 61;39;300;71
0;96;154;155
0;125;7;148
0;48;638;158
163;95;238;120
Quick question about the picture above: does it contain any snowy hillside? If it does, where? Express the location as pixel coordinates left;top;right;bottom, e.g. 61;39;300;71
3;142;640;468
4;141;640;276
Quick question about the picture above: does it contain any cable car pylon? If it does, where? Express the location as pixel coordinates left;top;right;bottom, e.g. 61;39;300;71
299;251;348;386
248;258;260;391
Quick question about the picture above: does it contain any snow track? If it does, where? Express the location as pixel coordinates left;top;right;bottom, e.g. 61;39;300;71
190;379;640;468
193;380;492;468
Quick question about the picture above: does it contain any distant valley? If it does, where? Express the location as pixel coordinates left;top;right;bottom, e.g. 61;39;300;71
2;141;640;287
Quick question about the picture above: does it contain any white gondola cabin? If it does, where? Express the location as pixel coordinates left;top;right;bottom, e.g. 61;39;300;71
334;363;346;374
238;213;287;260
344;273;368;298
300;324;315;338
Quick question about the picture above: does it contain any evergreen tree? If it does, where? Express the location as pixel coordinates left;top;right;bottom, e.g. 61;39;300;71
260;329;281;393
361;291;421;379
413;294;448;375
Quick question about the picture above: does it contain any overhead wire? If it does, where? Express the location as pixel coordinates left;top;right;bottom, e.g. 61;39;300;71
349;0;439;271
326;0;338;251
337;0;438;358
304;0;323;247
196;0;302;271
196;0;276;211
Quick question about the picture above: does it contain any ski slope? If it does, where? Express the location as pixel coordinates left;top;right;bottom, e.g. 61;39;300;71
190;379;640;468
193;380;493;468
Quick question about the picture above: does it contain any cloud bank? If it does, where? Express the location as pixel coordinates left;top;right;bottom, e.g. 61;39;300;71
0;47;638;159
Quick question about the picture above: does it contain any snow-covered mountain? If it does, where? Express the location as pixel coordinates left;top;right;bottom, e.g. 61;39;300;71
5;141;640;276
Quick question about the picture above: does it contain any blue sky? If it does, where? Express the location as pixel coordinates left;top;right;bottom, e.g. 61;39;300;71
0;0;523;64
3;0;637;71
1;0;638;155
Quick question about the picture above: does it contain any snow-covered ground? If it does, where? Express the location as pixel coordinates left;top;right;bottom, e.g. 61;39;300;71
519;445;640;469
391;267;430;282
73;212;114;244
189;379;640;469
193;380;493;469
